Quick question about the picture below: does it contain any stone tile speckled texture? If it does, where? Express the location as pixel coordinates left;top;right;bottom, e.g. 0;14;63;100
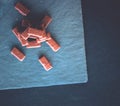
0;0;88;90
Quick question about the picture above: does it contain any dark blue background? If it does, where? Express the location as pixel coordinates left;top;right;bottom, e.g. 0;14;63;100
0;0;120;106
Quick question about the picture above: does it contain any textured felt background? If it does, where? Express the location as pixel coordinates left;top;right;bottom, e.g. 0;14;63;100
0;0;87;90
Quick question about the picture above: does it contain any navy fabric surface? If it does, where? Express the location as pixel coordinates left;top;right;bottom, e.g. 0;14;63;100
0;0;87;90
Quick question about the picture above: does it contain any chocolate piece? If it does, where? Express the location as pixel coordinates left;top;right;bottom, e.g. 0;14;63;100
15;2;30;16
39;56;52;71
11;47;25;61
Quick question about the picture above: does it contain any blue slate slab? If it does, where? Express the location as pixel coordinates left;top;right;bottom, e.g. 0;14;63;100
0;0;88;90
